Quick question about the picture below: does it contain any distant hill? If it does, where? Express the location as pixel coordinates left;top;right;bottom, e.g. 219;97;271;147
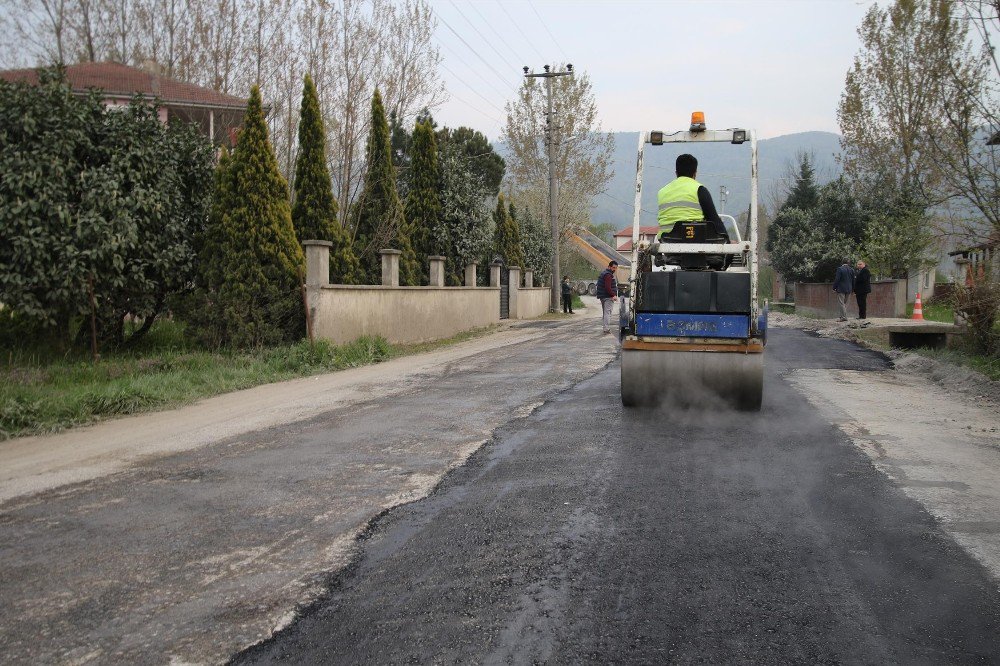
592;131;843;232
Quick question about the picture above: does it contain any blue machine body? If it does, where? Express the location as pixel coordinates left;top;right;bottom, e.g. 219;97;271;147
635;313;750;339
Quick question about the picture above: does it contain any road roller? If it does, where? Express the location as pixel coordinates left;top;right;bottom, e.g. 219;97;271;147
620;116;766;411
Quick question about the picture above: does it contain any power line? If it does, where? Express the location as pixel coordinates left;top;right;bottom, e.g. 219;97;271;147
495;0;547;62
448;0;521;72
445;90;504;127
467;1;529;67
526;0;569;62
436;39;511;101
598;190;658;216
439;61;506;114
432;7;518;93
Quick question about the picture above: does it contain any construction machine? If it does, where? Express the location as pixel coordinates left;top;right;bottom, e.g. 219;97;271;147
620;114;766;411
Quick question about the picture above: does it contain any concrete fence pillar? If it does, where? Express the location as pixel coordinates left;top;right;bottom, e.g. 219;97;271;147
380;248;402;287
465;262;478;287
508;266;521;318
428;255;446;287
508;266;521;289
489;260;502;288
303;240;332;286
524;270;533;288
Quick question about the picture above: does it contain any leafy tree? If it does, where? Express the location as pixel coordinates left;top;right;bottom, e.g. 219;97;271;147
438;140;493;285
812;177;864;244
493;194;525;269
353;89;418;285
782;153;820;212
438;126;505;197
766;208;856;283
502;67;614;234
838;0;965;205
292;73;359;284
517;203;553;285
0;68;213;348
404;119;442;283
203;85;305;347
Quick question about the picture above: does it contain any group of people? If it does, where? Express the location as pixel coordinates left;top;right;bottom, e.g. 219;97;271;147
833;259;873;321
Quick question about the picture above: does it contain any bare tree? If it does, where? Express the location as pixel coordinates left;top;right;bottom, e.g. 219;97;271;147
502;68;615;235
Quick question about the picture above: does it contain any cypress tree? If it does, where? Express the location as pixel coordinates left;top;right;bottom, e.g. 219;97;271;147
292;73;359;284
404;119;442;284
353;89;419;285
783;154;820;212
493;193;525;269
212;85;304;347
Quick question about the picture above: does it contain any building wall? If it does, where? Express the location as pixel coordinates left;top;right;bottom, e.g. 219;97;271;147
310;286;500;345
515;288;550;319
794;280;906;319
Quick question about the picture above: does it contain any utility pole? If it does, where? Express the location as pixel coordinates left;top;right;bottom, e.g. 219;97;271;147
524;64;573;312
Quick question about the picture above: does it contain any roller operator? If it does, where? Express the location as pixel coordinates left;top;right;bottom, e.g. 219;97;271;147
656;153;728;240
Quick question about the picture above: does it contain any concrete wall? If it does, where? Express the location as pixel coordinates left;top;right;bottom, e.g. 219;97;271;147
515;287;550;320
310;286;501;345
794;280;906;319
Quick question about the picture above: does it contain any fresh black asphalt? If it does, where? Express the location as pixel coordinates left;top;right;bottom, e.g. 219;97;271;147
234;328;1000;664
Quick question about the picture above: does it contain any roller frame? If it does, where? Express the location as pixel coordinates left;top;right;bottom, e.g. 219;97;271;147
622;126;764;411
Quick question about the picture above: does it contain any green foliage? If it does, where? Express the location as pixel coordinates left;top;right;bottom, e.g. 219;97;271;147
782;154;820;212
0;68;214;349
813;177;864;244
516;203;552;285
437;140;493;285
196;85;304;348
766;208;856;283
404;119;442;283
292;74;359;285
437;126;506;197
493;194;525;269
353;89;416;284
862;210;933;280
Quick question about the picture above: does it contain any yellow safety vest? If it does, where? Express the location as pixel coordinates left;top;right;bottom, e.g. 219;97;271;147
657;176;704;232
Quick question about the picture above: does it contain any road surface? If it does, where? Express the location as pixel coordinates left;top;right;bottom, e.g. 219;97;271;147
2;312;999;664
236;328;1000;664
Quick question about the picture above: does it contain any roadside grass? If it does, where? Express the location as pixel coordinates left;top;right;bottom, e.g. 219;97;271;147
0;323;499;440
906;300;954;323
852;327;1000;382
572;294;586;310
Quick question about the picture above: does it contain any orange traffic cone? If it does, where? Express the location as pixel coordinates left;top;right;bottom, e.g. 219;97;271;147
912;291;924;320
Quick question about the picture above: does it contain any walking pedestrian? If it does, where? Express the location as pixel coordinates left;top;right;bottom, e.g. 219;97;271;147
561;275;574;314
595;261;619;334
833;258;855;322
854;260;871;320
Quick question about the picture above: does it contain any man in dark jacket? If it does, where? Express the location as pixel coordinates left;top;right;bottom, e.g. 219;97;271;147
832;258;855;322
854;260;872;319
561;275;574;314
595;261;619;334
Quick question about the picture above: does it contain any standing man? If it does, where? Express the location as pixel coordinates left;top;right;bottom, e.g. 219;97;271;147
854;260;872;320
595;260;619;334
833;258;855;322
561;275;574;314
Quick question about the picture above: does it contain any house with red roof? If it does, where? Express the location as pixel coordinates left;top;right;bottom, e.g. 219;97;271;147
0;62;248;145
613;225;659;252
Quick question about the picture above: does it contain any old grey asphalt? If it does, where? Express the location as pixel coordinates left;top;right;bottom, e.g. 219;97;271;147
235;328;1000;664
0;314;616;664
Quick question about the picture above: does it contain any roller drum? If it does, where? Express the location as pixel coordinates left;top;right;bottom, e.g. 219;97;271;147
621;347;763;411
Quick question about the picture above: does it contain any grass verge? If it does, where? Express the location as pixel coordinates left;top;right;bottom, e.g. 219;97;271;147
852;327;1000;381
1;325;500;440
905;300;954;323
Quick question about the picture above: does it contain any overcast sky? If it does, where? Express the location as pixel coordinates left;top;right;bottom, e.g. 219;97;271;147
429;0;875;141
